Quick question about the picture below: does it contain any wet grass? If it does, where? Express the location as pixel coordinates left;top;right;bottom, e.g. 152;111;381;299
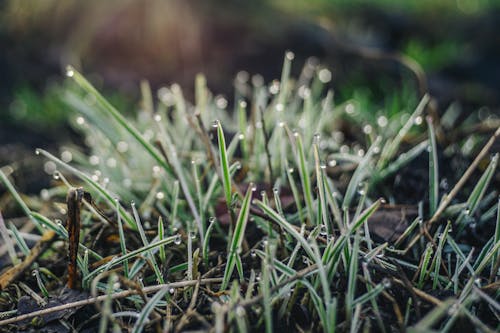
0;54;499;332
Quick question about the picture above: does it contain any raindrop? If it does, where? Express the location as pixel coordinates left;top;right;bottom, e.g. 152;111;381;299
156;192;165;200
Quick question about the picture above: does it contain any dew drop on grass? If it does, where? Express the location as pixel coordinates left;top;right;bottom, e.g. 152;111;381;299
154;114;162;122
130;200;135;207
116;141;129;153
89;155;100;166
288;167;294;173
363;124;373;134
35;149;41;155
61;151;72;163
238;133;245;140
250;184;257;192
236;306;246;317
156;192;165;200
382;278;392;288
66;67;74;77
212;120;220;128
273;188;279;195
377;116;388;127
414;116;423;125
250;250;257;258
318;68;332;83
208;216;216;223
269;80;280;95
189;231;197;240
345;103;355;114
52;171;60;180
44;161;56;175
174;234;182;245
40;189;50;201
76;116;85;125
275;103;284;112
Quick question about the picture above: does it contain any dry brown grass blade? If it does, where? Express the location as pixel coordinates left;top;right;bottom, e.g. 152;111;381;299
0;229;56;290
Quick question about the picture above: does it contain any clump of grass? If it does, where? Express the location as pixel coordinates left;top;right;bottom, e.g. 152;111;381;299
0;53;499;332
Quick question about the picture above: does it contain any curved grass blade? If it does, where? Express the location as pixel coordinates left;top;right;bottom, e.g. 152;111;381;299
220;184;254;290
216;120;232;209
66;66;173;177
132;287;171;333
35;149;136;230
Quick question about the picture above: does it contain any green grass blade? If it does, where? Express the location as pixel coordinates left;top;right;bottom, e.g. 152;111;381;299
216;120;232;208
427;116;439;215
132;287;170;333
36;149;137;230
221;184;254;290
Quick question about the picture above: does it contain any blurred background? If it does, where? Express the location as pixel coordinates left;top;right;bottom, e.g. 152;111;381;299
1;0;500;192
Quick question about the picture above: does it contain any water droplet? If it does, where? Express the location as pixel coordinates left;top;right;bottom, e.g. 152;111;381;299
152;165;161;177
212;120;220;128
288;167;294;173
377;116;388;127
273;187;279;195
89;155;100;165
174;234;182;245
286;51;295;60
215;95;228;109
382;278;391;288
76;116;85;125
61;151;72;163
130;201;136;207
250;183;257;192
345;103;355;114
275;103;284;112
190;231;197;240
414;116;423;125
154;114;162;122
156;192;165;200
278;121;286;128
238;133;245;140
239;100;247;108
209;217;216;223
40;189;50;200
66;66;74;77
32;270;37;277
318;68;332;83
357;182;366;195
250;250;257;258
123;178;132;188
35;149;41;155
106;158;117;168
269;80;280;95
302;257;310;264
52;171;60;180
44;161;57;175
380;198;387;204
169;287;175;294
116;141;129;153
363;124;373;134
357;149;365;157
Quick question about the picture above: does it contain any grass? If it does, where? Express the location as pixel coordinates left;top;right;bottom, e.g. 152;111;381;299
0;54;499;332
